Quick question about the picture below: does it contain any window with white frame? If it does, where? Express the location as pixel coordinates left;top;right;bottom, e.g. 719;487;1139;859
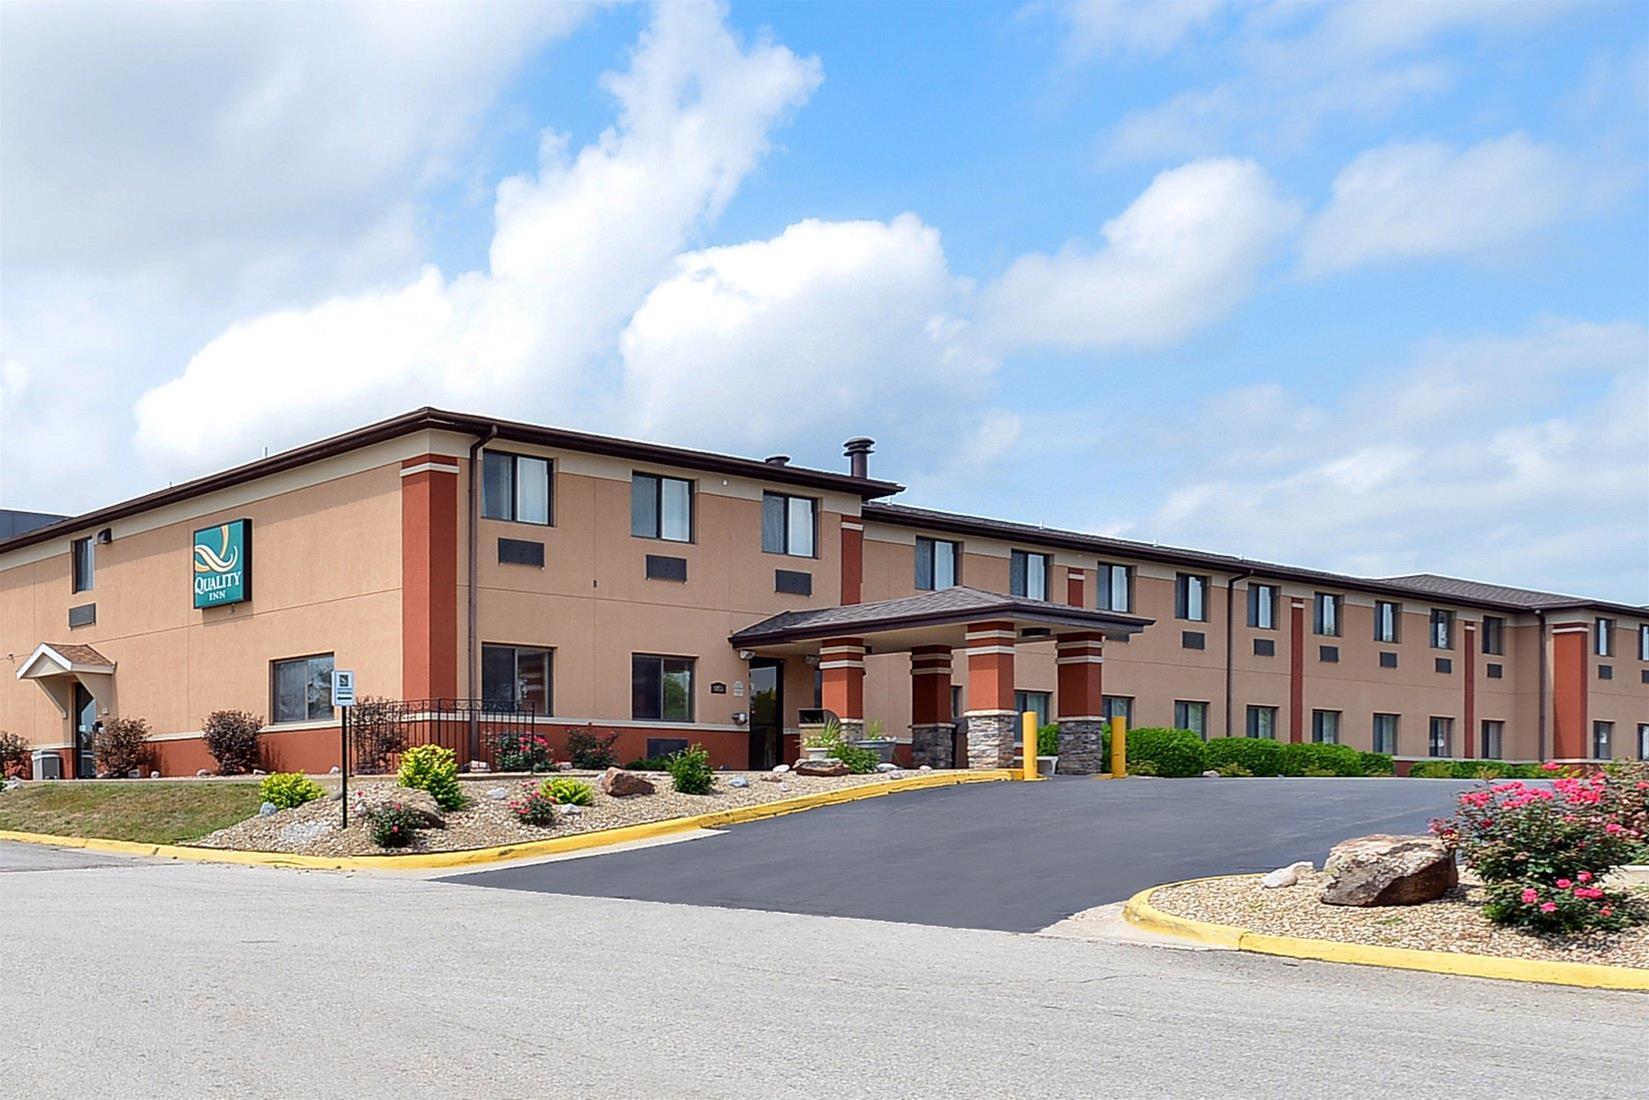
1097;563;1132;612
482;451;551;525
915;537;960;590
1010;550;1049;600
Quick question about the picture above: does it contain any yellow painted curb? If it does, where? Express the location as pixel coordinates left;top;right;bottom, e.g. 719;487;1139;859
1122;877;1649;991
0;769;1014;873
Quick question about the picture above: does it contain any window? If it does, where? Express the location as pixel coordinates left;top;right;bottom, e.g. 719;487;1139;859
1480;720;1504;760
1312;710;1341;745
1640;624;1649;662
761;493;816;557
1430;609;1454;650
1175;574;1208;622
630;473;692;542
1374;600;1401;643
1372;714;1399;755
950;685;963;719
1639;724;1649;761
631;655;695;722
1592;721;1612;760
1010;550;1049;600
481;451;551;525
271;654;334;724
481;644;552;713
1173;700;1208;736
71;537;94;593
1428;717;1453;758
1379;651;1399;668
1247;584;1277;629
1480;616;1505;656
1097;563;1132;612
1245;705;1278;740
1102;696;1133;723
1594;618;1614;657
915;537;960;590
1014;691;1051;728
1313;593;1341;637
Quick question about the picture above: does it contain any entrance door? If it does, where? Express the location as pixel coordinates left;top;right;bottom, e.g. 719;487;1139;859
73;682;97;779
747;659;783;771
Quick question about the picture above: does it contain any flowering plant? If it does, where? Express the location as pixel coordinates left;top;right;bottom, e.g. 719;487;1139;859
495;731;553;773
507;782;558;827
1482;874;1632;934
355;796;423;848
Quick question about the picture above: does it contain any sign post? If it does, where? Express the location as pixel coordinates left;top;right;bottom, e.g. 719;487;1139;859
333;670;356;825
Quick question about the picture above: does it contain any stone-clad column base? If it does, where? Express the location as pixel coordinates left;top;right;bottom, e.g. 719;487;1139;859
1056;720;1105;775
910;724;955;769
965;712;1017;770
837;718;864;742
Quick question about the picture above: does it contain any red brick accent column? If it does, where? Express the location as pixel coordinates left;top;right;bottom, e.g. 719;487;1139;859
1288;597;1305;743
401;454;460;699
820;637;866;729
1462;621;1477;758
1065;569;1086;608
910;644;954;768
839;518;864;606
964;621;1017;769
1551;623;1589;759
1056;633;1104;719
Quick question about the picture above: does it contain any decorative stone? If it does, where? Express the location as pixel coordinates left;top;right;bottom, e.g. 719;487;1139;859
600;766;656;797
258;801;278;817
964;713;1017;770
487;787;508;800
466;761;491;773
1202;770;1221;778
560;803;582;815
127;769;142;779
252;769;266;776
875;762;899;773
910;723;954;769
329;765;341;775
196;769;211;777
727;776;749;788
1321;834;1457;907
1055;720;1105;775
918;765;932;772
4;777;24;791
279;820;334;846
791;758;849;777
149;771;160;779
772;764;790;773
349;786;445;828
1261;861;1313;889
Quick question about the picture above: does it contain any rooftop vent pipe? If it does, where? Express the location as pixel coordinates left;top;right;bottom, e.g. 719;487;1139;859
764;455;790;466
843;437;875;479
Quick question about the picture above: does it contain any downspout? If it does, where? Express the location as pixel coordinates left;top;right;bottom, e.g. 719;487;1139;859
1537;610;1548;762
467;425;498;712
1225;570;1251;738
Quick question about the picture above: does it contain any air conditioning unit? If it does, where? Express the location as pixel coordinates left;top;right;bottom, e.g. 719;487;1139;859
32;750;62;780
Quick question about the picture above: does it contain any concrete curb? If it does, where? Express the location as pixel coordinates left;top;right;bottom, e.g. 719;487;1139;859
0;769;1014;873
1121;877;1649;991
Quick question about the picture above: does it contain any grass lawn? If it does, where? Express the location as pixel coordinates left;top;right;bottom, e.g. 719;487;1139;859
0;781;267;844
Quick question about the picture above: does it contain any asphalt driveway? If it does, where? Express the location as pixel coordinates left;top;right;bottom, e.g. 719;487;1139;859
446;776;1480;931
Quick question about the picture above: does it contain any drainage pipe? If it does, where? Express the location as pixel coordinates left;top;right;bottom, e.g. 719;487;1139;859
467;425;498;735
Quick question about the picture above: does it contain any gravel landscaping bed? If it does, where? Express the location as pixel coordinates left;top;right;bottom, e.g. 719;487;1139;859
194;770;915;857
1150;871;1649;969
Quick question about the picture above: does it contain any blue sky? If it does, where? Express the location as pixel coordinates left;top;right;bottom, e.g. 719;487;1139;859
2;1;1645;600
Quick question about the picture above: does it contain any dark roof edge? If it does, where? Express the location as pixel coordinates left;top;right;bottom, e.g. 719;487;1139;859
862;503;1647;620
730;599;1153;646
0;407;905;555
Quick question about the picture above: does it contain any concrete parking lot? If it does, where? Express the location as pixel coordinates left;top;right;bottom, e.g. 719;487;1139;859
446;776;1481;930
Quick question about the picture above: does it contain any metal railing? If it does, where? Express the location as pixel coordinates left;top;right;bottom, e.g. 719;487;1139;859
345;697;541;775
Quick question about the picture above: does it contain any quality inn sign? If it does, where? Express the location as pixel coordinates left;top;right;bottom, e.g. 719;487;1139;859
193;519;252;608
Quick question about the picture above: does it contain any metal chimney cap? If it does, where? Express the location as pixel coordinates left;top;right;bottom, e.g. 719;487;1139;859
842;437;875;454
763;454;791;466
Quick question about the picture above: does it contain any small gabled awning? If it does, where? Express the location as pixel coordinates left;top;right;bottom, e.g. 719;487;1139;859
16;642;116;720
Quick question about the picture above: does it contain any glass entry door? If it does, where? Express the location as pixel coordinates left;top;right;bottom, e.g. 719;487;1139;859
747;660;783;771
73;683;97;778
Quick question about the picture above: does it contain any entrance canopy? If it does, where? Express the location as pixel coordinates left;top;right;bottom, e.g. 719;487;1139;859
16;642;116;719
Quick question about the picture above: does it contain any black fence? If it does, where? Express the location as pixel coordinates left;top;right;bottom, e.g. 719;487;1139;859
344;697;541;775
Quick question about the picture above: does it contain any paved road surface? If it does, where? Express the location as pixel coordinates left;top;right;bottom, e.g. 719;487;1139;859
4;852;1643;1099
447;777;1482;930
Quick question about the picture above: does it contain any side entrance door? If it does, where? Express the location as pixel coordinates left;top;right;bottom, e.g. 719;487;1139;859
747;659;784;771
73;682;97;778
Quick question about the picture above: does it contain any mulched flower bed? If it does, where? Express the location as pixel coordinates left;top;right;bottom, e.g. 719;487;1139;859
1150;870;1649;969
193;770;915;857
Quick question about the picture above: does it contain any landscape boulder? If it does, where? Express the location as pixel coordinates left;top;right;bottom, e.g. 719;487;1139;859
600;767;655;797
792;759;849;777
350;786;445;828
1320;834;1457;906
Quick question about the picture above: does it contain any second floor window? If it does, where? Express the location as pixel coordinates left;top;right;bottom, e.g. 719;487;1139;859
632;655;694;722
1175;574;1208;622
1640;624;1649;661
1246;705;1278;740
1374;600;1401;643
1372;713;1399;755
761;493;816;557
1313;593;1341;637
1481;615;1505;656
1010;550;1049;600
631;473;693;542
1247;584;1277;629
72;536;95;593
1097;563;1132;612
481;644;552;713
1595;618;1614;657
482;451;551;525
1431;609;1454;650
915;537;960;590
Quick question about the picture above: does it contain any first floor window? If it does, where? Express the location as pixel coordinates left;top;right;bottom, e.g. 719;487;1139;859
1246;705;1278;740
1595;618;1614;657
1372;713;1399;755
481;644;552;713
482;451;552;525
72;536;95;592
1174;700;1208;737
1247;583;1277;629
762;493;816;557
1176;574;1208;622
1431;609;1454;650
1374;601;1401;643
1429;716;1452;758
1480;616;1505;656
272;654;334;724
1313;593;1341;637
916;537;960;590
1480;720;1504;760
631;473;693;542
950;685;963;719
1015;691;1050;728
1312;709;1341;745
1639;724;1649;761
632;655;694;721
1593;721;1613;760
1102;696;1133;723
1097;563;1132;612
1011;550;1049;600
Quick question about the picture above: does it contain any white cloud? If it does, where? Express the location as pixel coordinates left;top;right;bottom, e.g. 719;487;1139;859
1302;134;1584;273
980;158;1300;350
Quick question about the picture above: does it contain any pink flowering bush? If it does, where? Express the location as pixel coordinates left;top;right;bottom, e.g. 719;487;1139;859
507;782;557;827
1483;874;1629;934
495;731;553;773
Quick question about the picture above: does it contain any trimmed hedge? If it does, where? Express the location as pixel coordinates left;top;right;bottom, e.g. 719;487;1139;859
1411;760;1547;780
1204;737;1283;776
1357;751;1395;776
1279;741;1364;777
1123;727;1206;778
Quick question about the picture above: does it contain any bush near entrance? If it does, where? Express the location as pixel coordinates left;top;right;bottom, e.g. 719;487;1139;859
567;728;621;770
259;772;325;810
397;745;465;810
1279;742;1364;777
201;709;263;775
1204;737;1283;776
666;744;715;794
95;717;152;777
1122;728;1206;778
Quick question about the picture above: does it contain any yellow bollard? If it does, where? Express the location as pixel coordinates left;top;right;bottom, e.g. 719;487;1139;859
1022;711;1040;781
1110;715;1128;778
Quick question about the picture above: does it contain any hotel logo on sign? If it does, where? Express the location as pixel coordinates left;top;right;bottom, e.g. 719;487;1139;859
193;519;252;608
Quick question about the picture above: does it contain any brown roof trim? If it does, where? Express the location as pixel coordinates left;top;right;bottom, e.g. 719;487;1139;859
730;588;1153;646
862;502;1648;619
0;407;905;555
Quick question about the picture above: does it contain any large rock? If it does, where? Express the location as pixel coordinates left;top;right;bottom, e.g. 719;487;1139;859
349;786;445;828
1321;834;1457;906
791;759;849;777
600;767;655;797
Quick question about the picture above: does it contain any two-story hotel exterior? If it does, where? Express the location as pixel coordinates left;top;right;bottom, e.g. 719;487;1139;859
2;408;1644;777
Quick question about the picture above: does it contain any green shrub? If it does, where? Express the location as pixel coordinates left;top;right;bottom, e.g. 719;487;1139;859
508;783;557;826
1409;761;1456;778
396;744;465;810
1204;737;1283;776
361;800;423;848
1279;742;1363;777
1130;760;1160;777
625;756;674;771
567;728;621;770
494;731;552;773
259;772;325;810
201;709;263;775
834;740;880;774
1125;727;1206;778
0;730;29;778
1216;762;1253;777
94;716;152;776
666;744;715;795
542;776;594;806
1357;751;1395;777
1037;723;1061;758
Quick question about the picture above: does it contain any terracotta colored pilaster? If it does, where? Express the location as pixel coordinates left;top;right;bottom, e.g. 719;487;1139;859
910;645;953;725
1288;597;1305;743
1055;632;1104;719
1551;624;1589;759
839;519;864;606
820;637;866;720
1462;622;1477;758
401;454;460;699
964;621;1016;713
